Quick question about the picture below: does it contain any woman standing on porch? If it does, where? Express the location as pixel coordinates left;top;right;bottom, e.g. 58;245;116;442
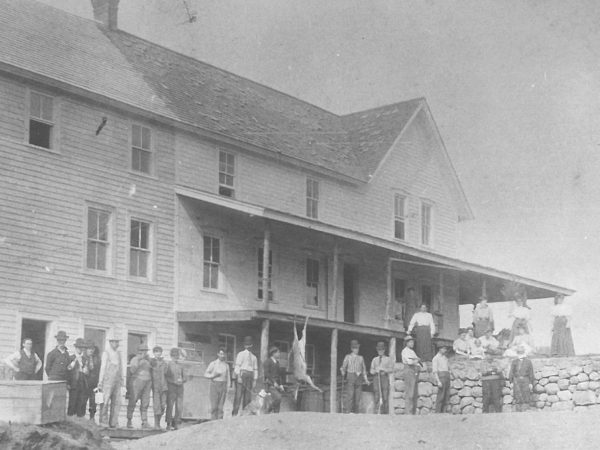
472;295;494;338
550;294;575;357
407;304;436;361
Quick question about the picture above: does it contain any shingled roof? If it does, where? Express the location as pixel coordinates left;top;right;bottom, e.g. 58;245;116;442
0;0;467;206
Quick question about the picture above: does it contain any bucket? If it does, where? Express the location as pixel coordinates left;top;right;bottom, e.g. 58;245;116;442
299;389;324;412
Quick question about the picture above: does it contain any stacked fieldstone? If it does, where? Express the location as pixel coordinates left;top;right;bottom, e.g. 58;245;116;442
392;356;600;415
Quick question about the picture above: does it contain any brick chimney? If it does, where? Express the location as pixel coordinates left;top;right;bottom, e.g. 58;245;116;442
91;0;120;30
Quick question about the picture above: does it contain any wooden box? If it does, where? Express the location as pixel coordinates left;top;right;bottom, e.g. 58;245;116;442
0;380;67;424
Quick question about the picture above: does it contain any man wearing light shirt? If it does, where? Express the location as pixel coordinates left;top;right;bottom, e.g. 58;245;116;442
340;339;369;414
431;345;450;413
232;336;258;416
401;335;421;415
370;341;393;414
205;347;231;420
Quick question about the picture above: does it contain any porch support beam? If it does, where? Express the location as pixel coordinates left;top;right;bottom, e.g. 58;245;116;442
330;328;338;413
262;222;271;310
259;319;270;386
329;242;340;321
384;256;393;328
388;336;396;415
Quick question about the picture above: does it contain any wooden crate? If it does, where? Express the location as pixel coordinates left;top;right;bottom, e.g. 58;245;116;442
0;380;67;424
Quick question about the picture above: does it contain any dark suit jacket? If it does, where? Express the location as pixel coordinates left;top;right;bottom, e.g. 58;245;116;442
508;357;534;383
263;357;281;387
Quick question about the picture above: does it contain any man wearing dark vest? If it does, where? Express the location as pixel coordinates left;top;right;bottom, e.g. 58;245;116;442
45;330;72;382
263;346;284;413
4;337;42;380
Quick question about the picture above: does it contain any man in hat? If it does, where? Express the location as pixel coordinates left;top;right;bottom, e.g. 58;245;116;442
205;347;231;420
165;347;187;430
370;341;393;414
232;336;258;416
127;343;152;428
431;344;450;413
46;330;72;382
84;339;101;422
67;338;90;417
508;345;534;412
98;332;123;428
263;345;284;413
480;352;505;413
150;346;168;429
340;339;368;414
401;335;420;414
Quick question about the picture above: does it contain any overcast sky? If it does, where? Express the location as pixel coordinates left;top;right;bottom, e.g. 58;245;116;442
39;0;600;353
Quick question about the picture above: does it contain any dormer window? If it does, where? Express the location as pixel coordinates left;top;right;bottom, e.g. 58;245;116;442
218;151;235;197
394;194;406;240
29;92;54;149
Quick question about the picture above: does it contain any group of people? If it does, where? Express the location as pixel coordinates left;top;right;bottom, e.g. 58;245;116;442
3;331;188;430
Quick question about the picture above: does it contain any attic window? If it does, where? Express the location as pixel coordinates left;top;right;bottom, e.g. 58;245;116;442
29;92;54;149
394;194;406;240
218;151;235;197
306;178;319;219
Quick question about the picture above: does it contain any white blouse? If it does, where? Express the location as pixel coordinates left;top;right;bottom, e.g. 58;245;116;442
510;305;531;320
407;312;436;335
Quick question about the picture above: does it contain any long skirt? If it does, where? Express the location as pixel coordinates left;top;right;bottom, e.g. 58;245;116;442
509;318;529;344
551;316;575;357
414;325;433;361
474;318;492;338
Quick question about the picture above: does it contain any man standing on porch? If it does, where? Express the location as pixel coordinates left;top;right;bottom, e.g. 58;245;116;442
401;336;420;415
98;333;123;429
370;341;392;414
45;330;72;382
3;337;42;380
232;336;258;416
340;339;369;414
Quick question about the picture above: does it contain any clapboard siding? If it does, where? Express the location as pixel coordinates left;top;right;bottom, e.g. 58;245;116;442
176;112;460;257
0;75;176;355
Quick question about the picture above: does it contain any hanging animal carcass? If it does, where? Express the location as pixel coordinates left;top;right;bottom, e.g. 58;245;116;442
291;316;322;399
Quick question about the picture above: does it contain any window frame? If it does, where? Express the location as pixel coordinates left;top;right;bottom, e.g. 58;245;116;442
130;122;155;176
218;150;236;198
26;90;58;152
420;201;434;247
84;204;115;276
128;217;154;282
393;194;407;241
202;235;222;291
257;247;274;302
306;178;319;219
305;257;320;308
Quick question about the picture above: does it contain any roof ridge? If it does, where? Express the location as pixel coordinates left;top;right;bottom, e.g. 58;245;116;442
340;97;424;118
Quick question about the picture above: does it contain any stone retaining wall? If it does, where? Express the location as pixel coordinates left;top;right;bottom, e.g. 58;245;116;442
393;356;600;415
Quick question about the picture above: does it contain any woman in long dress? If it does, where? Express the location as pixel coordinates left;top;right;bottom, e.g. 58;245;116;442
508;297;531;344
550;294;575;357
472;295;494;338
407;304;436;362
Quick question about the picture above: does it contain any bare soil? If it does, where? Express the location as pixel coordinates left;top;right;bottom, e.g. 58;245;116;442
113;408;600;450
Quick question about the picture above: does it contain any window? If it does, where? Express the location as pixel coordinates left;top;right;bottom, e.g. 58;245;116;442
203;236;220;289
218;151;235;197
306;258;320;306
131;124;152;174
306;178;319;219
394;195;406;240
29;92;54;149
257;248;273;301
130;219;151;278
218;334;236;367
421;203;432;246
86;207;111;271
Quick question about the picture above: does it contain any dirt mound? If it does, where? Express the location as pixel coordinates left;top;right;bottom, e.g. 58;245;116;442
115;409;600;450
0;417;112;450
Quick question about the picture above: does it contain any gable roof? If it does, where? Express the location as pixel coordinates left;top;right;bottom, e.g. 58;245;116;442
0;0;472;218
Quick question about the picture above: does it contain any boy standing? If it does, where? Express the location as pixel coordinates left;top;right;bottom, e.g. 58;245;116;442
340;339;368;414
165;348;187;430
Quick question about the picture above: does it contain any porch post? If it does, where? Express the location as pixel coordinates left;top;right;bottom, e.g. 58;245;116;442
481;278;487;298
330;328;338;413
384;256;393;328
262;222;271;310
329;243;340;321
388;336;396;415
259;319;270;386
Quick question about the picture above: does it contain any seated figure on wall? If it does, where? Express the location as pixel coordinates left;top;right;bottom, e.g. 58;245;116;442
453;329;471;357
503;326;534;358
469;338;486;360
479;329;502;356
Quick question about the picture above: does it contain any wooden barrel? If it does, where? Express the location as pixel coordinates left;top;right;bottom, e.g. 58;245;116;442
359;391;375;414
280;392;297;412
299;389;324;412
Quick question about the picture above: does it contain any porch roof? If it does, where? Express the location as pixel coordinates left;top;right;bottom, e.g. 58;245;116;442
176;186;575;302
176;310;405;339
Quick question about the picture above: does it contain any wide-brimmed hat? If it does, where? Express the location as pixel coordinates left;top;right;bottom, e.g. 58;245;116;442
243;336;253;346
153;346;163;353
269;345;279;356
138;343;149;351
84;339;95;349
376;341;386;350
350;339;360;348
436;343;449;350
74;338;87;348
55;330;69;340
404;335;414;343
107;330;120;342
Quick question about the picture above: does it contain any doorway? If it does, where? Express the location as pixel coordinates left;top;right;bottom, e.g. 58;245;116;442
21;319;48;380
343;264;357;323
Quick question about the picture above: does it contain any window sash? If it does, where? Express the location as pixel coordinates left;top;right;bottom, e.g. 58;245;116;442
394;195;406;240
306;259;319;306
421;204;432;245
306;179;319;218
130;220;150;278
203;237;220;289
87;208;110;271
30;92;53;122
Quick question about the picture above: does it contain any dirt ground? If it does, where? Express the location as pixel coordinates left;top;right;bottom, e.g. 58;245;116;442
113;408;600;450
